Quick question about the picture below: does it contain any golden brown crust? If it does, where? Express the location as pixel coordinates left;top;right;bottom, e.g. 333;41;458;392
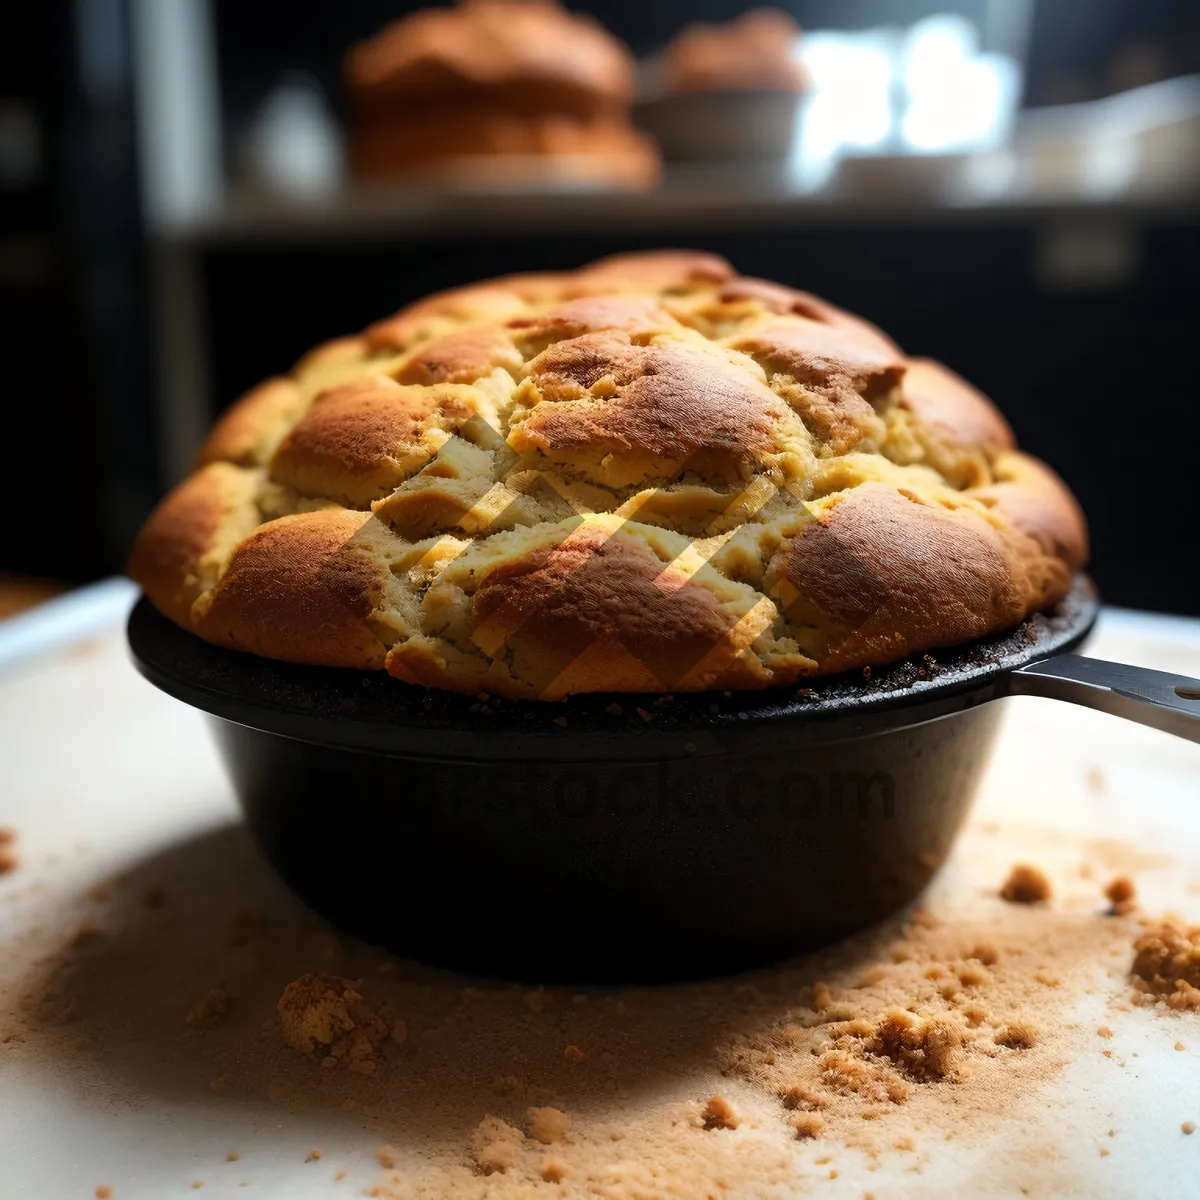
901;359;1015;457
193;510;391;669
197;378;303;468
127;462;262;627
384;516;801;699
975;451;1089;570
730;318;905;454
506;294;673;348
771;484;1070;673
472;526;739;693
292;336;369;376
716;279;900;355
364;283;532;354
131;249;1088;698
576;249;736;289
394;326;525;386
270;377;484;508
513;334;795;485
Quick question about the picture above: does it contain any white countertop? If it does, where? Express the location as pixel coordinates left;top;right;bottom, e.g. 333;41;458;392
2;584;1199;1199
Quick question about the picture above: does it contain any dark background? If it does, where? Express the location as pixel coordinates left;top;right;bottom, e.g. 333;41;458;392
4;0;1200;613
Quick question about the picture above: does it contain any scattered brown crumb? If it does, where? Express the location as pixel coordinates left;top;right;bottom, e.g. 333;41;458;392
0;827;16;844
376;1147;397;1170
1184;1122;1196;1135
1001;864;1052;904
956;961;990;988
190;1184;203;1191
226;1152;240;1162
336;1170;347;1181
1097;1026;1113;1039
962;1003;988;1028
1175;1042;1186;1051
552;716;568;728
563;1044;584;1063
1105;876;1137;915
779;1084;826;1112
279;974;358;1052
306;1149;322;1162
540;1159;568;1183
472;1116;525;1174
791;1112;824;1139
605;703;623;716
1099;1148;1110;1158
95;1188;112;1199
1131;922;1200;1008
185;986;229;1029
868;1008;963;1079
971;943;1000;966
702;1094;741;1130
636;707;653;723
28;770;1200;1200
277;973;397;1073
995;1022;1038;1049
527;1106;567;1145
0;849;19;876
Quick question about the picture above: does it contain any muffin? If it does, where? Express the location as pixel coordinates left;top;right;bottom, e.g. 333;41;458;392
661;8;810;96
344;0;659;188
129;249;1087;701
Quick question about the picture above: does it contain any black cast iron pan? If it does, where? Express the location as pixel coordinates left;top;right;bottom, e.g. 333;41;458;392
128;577;1200;983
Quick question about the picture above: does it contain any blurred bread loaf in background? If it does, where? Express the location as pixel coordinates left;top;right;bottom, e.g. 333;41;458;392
344;0;659;187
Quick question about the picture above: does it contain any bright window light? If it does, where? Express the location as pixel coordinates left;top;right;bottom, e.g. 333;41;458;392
795;31;896;185
790;15;1025;186
902;14;1021;152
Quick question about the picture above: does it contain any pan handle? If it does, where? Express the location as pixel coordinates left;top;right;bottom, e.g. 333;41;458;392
1008;654;1200;744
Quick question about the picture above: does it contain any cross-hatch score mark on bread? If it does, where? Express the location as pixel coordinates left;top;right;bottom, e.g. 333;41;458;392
129;250;1088;700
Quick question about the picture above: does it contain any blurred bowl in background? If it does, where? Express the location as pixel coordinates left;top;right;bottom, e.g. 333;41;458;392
831;151;975;203
635;90;801;164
